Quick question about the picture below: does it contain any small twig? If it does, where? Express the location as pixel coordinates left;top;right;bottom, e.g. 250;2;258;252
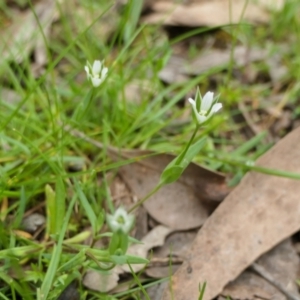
62;124;119;156
147;256;183;267
62;124;162;171
251;262;300;300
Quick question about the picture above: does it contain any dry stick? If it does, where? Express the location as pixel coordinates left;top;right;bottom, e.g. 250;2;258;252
63;124;122;158
63;124;162;171
251;263;300;300
148;257;183;267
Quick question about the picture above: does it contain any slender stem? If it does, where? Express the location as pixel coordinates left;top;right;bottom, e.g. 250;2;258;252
129;125;200;212
129;182;164;213
176;124;199;165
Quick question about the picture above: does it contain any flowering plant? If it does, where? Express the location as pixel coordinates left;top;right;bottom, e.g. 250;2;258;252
189;88;222;124
106;207;135;256
84;60;108;87
106;207;134;234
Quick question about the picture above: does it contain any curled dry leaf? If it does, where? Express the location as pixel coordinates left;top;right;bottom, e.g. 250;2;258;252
220;239;300;300
146;264;181;278
145;230;197;278
143;281;169;300
122;225;173;273
83;225;172;293
119;151;229;230
218;271;275;300
83;266;122;293
152;230;197;259
162;126;300;300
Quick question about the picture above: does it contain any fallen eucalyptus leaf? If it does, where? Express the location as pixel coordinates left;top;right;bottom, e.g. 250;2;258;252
162;127;300;300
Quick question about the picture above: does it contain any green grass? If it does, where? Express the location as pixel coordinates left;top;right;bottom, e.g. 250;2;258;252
0;0;300;299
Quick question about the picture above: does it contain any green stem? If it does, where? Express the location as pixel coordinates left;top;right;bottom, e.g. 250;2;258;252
129;125;200;213
129;182;164;213
176;124;199;165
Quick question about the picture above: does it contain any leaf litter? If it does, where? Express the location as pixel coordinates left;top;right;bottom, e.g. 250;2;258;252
5;0;300;298
219;239;300;300
162;126;300;300
0;0;56;72
66;126;230;292
83;225;173;293
119;151;229;230
142;1;270;27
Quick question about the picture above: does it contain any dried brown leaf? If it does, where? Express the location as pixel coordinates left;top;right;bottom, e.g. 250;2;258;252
159;46;268;84
219;271;275;300
1;0;56;65
143;281;169;300
153;230;197;258
221;239;300;300
162;126;300;300
122;225;173;273
146;265;180;278
83;225;172;292
119;151;229;230
143;1;269;27
145;231;197;278
83;266;122;293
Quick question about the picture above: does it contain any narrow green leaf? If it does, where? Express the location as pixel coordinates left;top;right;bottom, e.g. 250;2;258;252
13;186;26;228
160;165;184;185
74;180;97;236
55;177;65;234
0;245;42;259
198;281;207;300
40;195;77;299
160;137;206;184
110;254;149;265
45;184;56;238
57;250;86;273
232;131;267;156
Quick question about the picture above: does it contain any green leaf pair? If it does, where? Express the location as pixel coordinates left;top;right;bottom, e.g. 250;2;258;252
159;137;206;185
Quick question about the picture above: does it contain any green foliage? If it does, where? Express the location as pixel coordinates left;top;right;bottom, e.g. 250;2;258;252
160;137;206;184
0;0;299;298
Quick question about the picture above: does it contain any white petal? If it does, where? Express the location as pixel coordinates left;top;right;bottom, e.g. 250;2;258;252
206;102;222;119
92;60;102;75
101;67;108;78
107;214;117;231
189;98;207;124
122;215;134;233
114;207;127;219
84;66;90;77
201;91;214;112
211;102;222;113
196;115;208;124
189;98;199;115
85;61;92;69
91;77;103;87
188;98;198;112
112;207;134;233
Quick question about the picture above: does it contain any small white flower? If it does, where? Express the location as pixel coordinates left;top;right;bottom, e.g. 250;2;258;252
84;60;108;87
106;207;134;234
188;90;222;124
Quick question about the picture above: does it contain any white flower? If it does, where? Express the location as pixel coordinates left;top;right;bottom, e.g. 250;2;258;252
106;207;134;234
188;90;222;124
84;60;108;87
